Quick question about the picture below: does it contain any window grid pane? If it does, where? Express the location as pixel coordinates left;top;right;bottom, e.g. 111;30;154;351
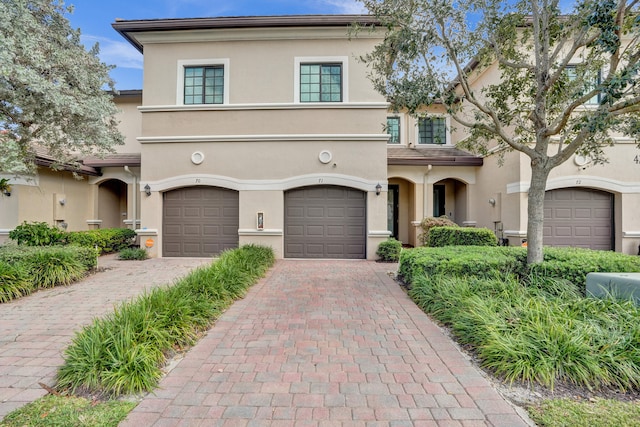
418;118;446;145
184;65;224;105
387;117;400;144
300;63;342;103
566;65;601;105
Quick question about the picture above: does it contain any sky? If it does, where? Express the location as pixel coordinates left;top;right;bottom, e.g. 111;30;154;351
65;0;368;90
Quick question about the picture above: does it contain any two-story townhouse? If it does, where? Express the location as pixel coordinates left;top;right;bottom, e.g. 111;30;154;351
111;15;392;259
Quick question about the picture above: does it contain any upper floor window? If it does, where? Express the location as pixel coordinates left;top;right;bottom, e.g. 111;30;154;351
177;59;230;106
566;65;601;105
300;63;342;102
294;56;348;103
387;116;400;144
184;66;224;105
418;117;447;145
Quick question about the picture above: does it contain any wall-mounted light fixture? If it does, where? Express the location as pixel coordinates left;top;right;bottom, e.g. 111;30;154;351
2;189;10;197
144;184;151;196
488;198;496;206
59;199;66;206
375;183;382;196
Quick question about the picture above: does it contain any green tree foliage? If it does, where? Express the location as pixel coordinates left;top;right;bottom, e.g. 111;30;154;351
0;0;123;174
360;0;640;263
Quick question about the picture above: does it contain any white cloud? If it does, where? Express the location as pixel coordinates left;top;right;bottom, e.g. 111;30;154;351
318;0;367;14
81;35;143;70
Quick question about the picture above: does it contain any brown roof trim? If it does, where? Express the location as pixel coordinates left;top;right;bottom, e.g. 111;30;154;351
112;89;142;99
113;15;380;53
36;156;101;176
83;153;141;167
388;157;483;166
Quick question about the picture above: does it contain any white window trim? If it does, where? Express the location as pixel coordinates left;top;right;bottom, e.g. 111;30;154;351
415;115;451;146
294;56;349;103
176;58;230;106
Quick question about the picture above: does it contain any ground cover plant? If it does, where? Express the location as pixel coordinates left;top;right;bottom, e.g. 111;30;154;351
0;245;97;303
117;248;148;261
527;398;640;427
9;222;136;254
399;245;640;423
56;244;274;397
0;395;135;427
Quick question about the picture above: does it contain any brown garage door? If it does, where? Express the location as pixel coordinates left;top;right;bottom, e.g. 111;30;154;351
163;186;239;257
543;188;613;250
285;186;366;259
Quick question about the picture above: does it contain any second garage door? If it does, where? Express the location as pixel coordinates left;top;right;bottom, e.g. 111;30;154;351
285;186;366;259
543;187;613;250
163;186;239;257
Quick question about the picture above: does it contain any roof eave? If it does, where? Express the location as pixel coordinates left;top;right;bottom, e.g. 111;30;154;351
387;157;484;166
112;15;380;53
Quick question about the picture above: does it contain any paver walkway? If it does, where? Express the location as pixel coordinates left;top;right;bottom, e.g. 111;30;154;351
121;260;532;427
0;255;211;419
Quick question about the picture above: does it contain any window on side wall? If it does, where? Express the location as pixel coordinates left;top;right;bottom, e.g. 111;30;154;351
300;63;342;102
566;65;601;105
418;117;447;145
184;65;224;105
387;116;401;144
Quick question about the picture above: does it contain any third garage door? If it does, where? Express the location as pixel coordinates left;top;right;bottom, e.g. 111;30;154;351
543;187;613;250
284;186;366;259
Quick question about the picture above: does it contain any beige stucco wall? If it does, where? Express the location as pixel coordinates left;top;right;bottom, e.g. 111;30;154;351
15;169;94;232
114;95;143;153
141;32;383;106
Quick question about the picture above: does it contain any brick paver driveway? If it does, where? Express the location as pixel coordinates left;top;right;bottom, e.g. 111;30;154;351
121;260;532;427
0;255;211;419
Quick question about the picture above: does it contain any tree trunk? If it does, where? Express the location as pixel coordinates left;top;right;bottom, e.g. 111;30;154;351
526;163;552;264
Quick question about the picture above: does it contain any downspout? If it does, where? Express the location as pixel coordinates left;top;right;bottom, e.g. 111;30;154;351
124;166;137;231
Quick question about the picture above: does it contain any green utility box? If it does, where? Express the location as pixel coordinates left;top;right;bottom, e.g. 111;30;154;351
586;272;640;305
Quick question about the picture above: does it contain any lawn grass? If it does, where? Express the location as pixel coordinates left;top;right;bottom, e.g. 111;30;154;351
528;398;640;427
0;395;135;427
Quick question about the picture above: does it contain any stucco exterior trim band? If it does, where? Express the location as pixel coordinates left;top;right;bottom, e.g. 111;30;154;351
623;231;640;238
137;134;390;144
238;229;283;236
504;230;527;238
368;230;393;237
139;102;389;112
142;173;387;193
507;176;640;194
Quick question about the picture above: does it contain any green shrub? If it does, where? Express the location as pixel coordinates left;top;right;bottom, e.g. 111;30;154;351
376;238;402;262
0;261;33;303
67;228;136;254
56;244;275;396
8;221;65;246
402;245;640;391
428;226;498;247
417;216;457;246
528;247;640;293
398;246;526;283
409;272;640;390
118;248;148;260
0;245;96;290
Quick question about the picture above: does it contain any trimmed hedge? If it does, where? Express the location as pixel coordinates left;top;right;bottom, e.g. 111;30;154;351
428;226;498;247
399;246;640;291
417;216;457;246
66;228;136;254
0;245;98;302
377;238;402;262
56;244;275;396
9;221;136;254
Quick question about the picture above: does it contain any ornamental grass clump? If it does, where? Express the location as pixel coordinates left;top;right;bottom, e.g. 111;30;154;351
406;249;640;391
0;261;32;303
56;244;275;396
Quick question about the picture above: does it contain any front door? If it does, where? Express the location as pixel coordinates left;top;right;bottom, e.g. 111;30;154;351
433;185;446;217
387;185;399;239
